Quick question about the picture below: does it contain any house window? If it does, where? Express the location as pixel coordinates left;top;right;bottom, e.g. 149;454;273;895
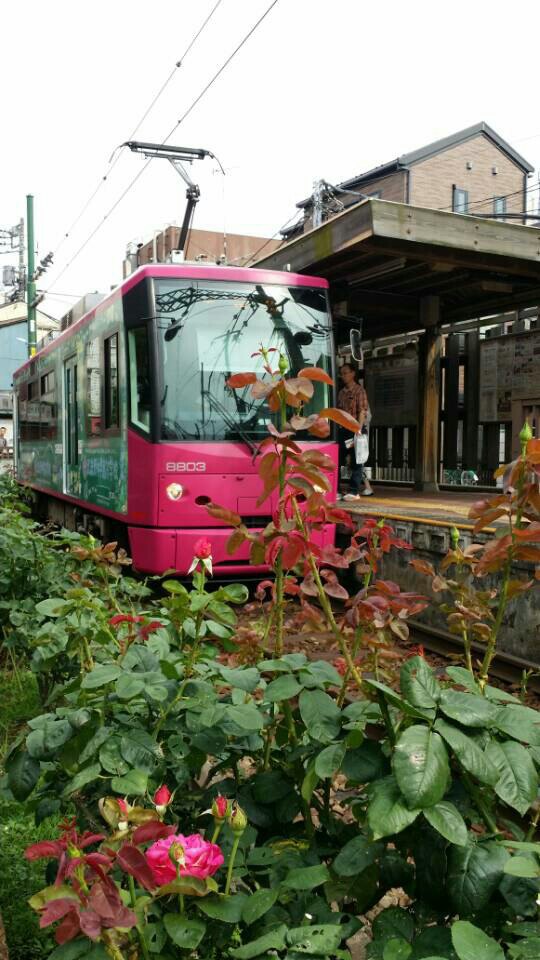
452;187;469;213
493;196;507;217
104;333;119;429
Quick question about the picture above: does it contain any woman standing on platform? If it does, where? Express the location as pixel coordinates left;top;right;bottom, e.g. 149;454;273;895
337;363;373;499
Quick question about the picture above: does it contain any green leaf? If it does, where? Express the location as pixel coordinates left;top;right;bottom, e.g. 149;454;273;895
63;762;101;796
206;620;233;639
230;925;288;959
111;769;149;795
35;597;71;617
99;737;129;775
218;666;260;692
301;760;320;804
299;689;341;743
224;703;264;732
241;887;279;924
393;725;449;809
6;749;41;801
451;920;504;960
28;884;79;910
251;770;294;804
116;674;146;700
439;690;499;728
495;704;540;746
445;666;478;690
163;914;206;948
315;742;347;778
283;863;331;890
363;678;428;718
342;741;386;783
81;664;122;689
503;857;540;878
27;719;74;759
367;777;421;839
333;836;382;877
49;941;109;960
120;729;162;771
197;893;248;922
287;923;345;955
424;801;468;846
372;906;414;943
300;660;343;688
220;583;249;604
447;841;509;915
501;840;540;854
265;673;303;701
485;741;538;815
383;939;412;960
434;719;498;785
400;656;439;715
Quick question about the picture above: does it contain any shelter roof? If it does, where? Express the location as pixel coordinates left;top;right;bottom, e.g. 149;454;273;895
256;197;540;338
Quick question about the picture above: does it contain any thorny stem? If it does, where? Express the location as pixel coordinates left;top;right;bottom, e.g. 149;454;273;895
128;874;151;960
273;390;288;659
376;690;396;747
211;822;224;845
335;527;381;701
526;805;540;841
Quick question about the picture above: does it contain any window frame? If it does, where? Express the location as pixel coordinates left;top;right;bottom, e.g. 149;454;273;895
452;186;469;214
85;336;103;439
127;325;152;437
103;331;121;435
493;196;507;217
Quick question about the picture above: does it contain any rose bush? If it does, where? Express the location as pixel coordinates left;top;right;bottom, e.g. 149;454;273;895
146;833;224;884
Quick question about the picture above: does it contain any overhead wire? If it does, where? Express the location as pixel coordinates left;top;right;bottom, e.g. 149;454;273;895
50;0;224;260
44;0;280;298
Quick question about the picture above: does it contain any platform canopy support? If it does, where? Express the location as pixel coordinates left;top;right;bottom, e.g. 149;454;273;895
415;296;442;492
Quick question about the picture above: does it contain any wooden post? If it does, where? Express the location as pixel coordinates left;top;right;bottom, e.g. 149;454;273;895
443;333;459;471
463;331;480;470
415;296;442;492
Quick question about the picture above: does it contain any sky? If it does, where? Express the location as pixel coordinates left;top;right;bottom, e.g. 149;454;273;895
2;0;540;319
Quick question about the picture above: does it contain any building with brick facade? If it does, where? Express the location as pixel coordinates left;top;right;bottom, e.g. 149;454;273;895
289;122;534;238
124;227;281;276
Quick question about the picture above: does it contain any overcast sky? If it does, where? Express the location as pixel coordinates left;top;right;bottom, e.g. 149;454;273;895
2;0;540;319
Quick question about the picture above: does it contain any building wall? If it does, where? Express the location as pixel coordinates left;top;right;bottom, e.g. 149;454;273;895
135;227;281;268
338;169;409;206
409;134;526;215
0;320;33;391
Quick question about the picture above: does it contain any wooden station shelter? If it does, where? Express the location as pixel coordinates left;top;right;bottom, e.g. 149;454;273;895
256;198;540;491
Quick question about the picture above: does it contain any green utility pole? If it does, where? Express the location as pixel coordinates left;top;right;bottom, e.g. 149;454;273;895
26;194;36;356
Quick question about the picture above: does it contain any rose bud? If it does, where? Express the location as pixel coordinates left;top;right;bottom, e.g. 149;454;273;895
228;802;248;835
153;785;172;815
168;841;185;869
211;795;229;823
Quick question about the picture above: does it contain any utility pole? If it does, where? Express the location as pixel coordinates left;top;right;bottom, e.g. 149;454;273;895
26;194;36;356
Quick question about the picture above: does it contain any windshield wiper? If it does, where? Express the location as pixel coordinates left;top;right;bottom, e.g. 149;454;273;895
203;390;260;460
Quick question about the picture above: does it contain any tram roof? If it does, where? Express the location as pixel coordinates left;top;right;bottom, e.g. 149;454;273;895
254;198;540;338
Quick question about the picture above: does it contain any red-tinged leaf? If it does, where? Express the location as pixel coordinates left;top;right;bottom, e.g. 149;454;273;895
320;545;349;568
267;423;294;439
226;527;248;556
78;909;102;941
281;533;307;569
250;540;266;565
515;546;540;563
292;464;331;492
300;575;318;597
297;366;334;385
116;844;156;891
40;899;78;928
206;502;242;526
251;379;276;399
473;509;507;532
326;508;355;528
259;451;279;483
288;477;316;498
54;911;80;945
283;578;301;595
432;575;448;593
507;579;534;600
132;821;177;845
343;545;362;563
301;450;336;471
323;580;349;600
285;377;314;399
514;522;540;542
227;372;257;388
409;557;435;577
308;417;331;439
25;841;63;861
468;497;506;519
256;474;280;507
375;579;401;595
319;407;361;432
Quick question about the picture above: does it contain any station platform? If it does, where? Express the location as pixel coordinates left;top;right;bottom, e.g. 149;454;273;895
338;484;495;531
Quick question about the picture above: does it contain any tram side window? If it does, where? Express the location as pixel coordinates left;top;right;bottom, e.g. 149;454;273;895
20;380;40;441
86;338;102;437
104;333;119;430
128;327;150;434
40;370;57;440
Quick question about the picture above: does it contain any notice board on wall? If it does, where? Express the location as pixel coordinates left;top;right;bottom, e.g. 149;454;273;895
479;330;540;422
364;354;418;426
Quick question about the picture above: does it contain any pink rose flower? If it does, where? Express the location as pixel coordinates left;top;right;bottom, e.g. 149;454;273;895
146;834;224;885
194;538;212;560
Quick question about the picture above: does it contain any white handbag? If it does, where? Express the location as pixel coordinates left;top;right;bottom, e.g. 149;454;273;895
354;431;369;465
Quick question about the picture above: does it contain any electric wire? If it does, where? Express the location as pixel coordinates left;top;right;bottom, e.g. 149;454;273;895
49;0;224;260
44;0;280;298
243;210;304;266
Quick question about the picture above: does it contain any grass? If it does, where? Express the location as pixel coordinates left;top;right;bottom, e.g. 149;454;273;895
0;671;57;960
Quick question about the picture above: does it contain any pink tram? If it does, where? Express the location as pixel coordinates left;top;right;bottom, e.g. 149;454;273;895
12;264;338;575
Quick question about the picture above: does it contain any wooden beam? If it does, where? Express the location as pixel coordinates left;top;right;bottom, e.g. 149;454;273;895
415;296;442;492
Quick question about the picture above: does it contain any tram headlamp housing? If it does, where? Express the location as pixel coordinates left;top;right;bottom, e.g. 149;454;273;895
166;482;183;501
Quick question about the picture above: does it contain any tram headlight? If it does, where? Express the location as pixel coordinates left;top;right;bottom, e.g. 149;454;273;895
166;482;183;501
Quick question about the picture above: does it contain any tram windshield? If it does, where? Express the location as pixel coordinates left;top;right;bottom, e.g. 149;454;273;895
152;279;333;442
